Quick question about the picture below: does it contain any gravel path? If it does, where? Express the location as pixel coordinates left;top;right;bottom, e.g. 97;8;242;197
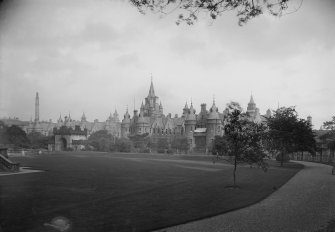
157;161;335;232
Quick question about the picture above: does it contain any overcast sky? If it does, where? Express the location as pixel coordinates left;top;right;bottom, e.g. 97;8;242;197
0;0;334;128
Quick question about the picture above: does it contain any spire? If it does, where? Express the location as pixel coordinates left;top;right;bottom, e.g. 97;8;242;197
113;109;118;117
35;92;39;122
184;101;189;109
249;95;255;104
148;77;155;97
159;101;163;109
81;112;86;121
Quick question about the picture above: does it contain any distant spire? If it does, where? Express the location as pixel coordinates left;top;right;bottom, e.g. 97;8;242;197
249;94;255;104
184;101;189;109
148;76;155;97
35;92;39;122
81;112;86;121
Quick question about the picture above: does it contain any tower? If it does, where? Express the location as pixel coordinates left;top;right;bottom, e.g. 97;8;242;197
35;92;39;122
206;99;221;147
184;103;196;150
307;116;312;128
144;78;160;117
246;95;256;117
121;108;131;137
182;102;189;117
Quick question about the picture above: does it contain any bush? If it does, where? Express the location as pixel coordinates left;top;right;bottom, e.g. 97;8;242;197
139;148;151;153
276;153;290;162
157;149;165;154
166;149;174;154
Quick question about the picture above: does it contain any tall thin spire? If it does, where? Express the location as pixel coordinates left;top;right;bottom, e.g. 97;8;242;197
35;92;39;122
148;76;155;97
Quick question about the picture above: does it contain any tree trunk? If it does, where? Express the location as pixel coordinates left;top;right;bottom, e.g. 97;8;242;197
301;151;304;161
233;155;237;187
281;151;284;167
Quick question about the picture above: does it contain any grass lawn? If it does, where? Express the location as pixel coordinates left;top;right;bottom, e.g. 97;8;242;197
0;152;303;232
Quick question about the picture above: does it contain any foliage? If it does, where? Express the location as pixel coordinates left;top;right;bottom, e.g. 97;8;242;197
88;130;114;152
323;116;335;130
157;137;169;150
171;136;188;153
115;137;133;152
319;116;335;160
88;130;135;152
27;132;53;149
214;102;268;187
0;124;30;148
293;118;316;155
266;107;316;166
130;0;298;26
275;153;290;162
212;135;228;156
128;133;150;150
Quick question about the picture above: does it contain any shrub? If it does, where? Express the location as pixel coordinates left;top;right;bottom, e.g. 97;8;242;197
157;149;165;154
276;153;290;162
166;149;174;154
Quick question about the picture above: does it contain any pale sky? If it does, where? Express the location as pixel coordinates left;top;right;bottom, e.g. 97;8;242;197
0;0;334;128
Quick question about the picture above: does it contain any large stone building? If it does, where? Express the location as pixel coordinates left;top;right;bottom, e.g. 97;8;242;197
121;80;267;151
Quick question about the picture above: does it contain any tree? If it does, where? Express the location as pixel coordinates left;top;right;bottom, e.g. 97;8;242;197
214;102;268;187
266;107;316;166
130;0;301;26
115;137;133;152
28;132;53;149
88;130;114;151
156;137;169;153
318;116;335;161
212;135;228;156
171;136;188;153
4;125;30;148
292;119;316;159
323;116;335;130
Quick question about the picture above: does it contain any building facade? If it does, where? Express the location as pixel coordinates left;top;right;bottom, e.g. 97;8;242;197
121;80;267;151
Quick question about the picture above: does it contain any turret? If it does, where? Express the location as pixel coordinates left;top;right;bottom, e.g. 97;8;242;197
307;115;312;128
207;100;222;146
266;109;272;118
113;109;119;122
81;112;87;122
247;95;257;117
185;103;196;150
121;108;131;137
182;102;189;117
136;111;149;134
